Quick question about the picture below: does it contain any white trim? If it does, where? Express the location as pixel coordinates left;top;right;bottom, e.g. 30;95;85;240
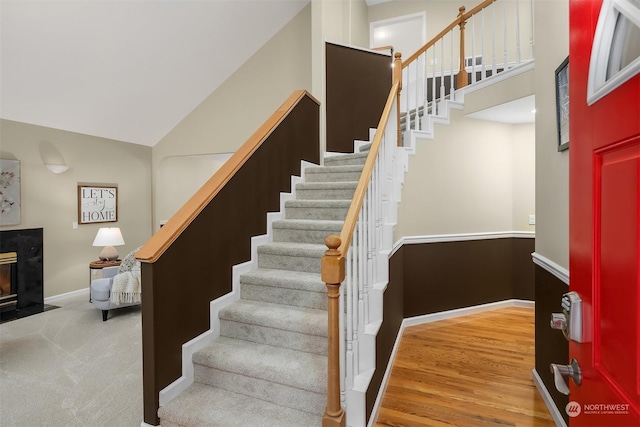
44;287;89;304
533;368;568;427
368;299;535;424
403;299;534;327
454;60;535;102
140;422;156;427
587;0;640;105
370;12;427;52
400;231;535;245
531;252;569;285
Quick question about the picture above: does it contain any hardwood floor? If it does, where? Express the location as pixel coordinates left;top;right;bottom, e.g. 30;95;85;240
375;307;555;427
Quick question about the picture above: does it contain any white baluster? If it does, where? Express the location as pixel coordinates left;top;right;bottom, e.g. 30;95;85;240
492;5;497;76
414;60;419;130
422;53;428;125
440;38;445;108
530;0;535;60
342;244;351;396
503;0;508;69
471;14;476;84
431;47;436;115
516;0;521;64
404;67;409;132
481;9;486;81
358;208;365;335
450;28;455;99
352;226;359;378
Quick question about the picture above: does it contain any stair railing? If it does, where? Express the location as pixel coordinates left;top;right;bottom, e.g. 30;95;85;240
322;51;403;426
135;90;320;426
401;0;534;133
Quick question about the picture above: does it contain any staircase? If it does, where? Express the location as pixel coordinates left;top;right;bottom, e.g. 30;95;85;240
157;147;369;426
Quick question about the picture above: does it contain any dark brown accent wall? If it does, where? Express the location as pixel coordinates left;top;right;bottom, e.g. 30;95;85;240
366;245;404;423
534;264;569;425
365;237;535;419
402;238;535;318
141;96;319;425
326;43;392;153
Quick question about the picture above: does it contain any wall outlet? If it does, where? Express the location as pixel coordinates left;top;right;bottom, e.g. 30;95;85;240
528;214;536;225
429;58;438;65
72;221;78;229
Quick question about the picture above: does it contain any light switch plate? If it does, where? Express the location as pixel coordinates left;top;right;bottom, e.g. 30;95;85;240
528;215;536;225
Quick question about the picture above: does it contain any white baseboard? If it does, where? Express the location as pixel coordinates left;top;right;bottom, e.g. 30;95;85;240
403;299;534;327
533;368;568;427
44;287;89;304
368;299;535;424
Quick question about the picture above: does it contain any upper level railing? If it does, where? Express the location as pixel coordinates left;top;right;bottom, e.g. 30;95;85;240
136;90;319;426
401;0;534;132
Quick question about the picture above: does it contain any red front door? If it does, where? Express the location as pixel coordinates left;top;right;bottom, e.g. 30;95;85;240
569;0;640;425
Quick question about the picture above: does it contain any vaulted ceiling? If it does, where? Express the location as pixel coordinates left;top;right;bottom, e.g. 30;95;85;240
0;0;309;146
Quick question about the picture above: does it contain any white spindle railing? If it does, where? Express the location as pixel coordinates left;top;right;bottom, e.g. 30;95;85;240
322;79;403;427
399;0;534;134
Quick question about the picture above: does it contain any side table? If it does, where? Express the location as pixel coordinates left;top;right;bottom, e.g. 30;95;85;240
89;260;121;302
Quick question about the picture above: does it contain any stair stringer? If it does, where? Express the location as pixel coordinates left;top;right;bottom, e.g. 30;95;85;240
157;160;317;408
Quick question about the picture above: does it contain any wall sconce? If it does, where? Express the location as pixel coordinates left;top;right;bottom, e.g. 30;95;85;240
92;227;125;261
45;164;70;174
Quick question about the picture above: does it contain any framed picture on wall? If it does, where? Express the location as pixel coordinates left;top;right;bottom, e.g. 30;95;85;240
555;56;570;151
0;159;21;226
78;184;118;224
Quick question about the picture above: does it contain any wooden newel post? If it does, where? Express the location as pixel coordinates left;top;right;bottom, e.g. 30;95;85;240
457;5;469;89
393;52;403;147
322;235;346;427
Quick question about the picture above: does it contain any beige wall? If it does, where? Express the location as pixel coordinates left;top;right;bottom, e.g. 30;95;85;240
0;119;152;298
396;109;534;238
534;0;569;268
153;5;313;229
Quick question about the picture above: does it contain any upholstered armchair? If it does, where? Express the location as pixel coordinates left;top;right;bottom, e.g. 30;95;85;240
90;248;141;321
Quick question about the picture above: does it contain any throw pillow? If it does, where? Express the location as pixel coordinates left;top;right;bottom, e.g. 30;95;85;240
118;247;142;274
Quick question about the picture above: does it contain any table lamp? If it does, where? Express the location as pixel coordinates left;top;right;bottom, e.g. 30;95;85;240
92;227;125;261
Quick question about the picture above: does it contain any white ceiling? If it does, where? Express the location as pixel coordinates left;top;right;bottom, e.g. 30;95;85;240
465;95;536;124
0;0;309;146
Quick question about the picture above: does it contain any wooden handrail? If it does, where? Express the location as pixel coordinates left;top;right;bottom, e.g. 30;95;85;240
338;81;399;255
401;0;496;69
136;90;320;264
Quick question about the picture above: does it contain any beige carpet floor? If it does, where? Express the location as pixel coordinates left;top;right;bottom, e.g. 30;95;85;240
0;293;142;427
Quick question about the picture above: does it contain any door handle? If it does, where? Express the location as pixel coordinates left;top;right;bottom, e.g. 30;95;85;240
550;358;582;395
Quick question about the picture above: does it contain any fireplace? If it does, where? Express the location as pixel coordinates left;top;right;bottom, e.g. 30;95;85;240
0;252;18;312
0;228;44;322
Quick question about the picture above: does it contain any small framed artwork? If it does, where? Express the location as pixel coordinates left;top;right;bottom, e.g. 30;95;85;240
555;56;570;151
78;184;118;224
0;159;21;226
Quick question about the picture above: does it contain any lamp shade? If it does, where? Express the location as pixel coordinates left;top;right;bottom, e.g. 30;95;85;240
92;227;125;247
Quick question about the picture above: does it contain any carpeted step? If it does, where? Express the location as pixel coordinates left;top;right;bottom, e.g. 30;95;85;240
272;219;343;244
193;337;327;415
240;268;327;310
158;383;322;427
358;142;372;152
295;181;358;200
304;165;363;182
285;199;351;221
219;300;327;355
324;151;368;166
257;242;326;273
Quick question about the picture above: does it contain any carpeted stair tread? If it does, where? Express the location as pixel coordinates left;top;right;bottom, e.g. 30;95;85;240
324;151;368;166
158;383;322;427
358;143;372;152
306;164;363;173
193;336;327;394
219;299;327;337
272;219;343;231
257;241;327;257
285;199;352;208
240;268;324;292
296;181;358;190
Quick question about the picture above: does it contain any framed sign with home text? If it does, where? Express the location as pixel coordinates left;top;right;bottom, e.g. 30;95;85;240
78;185;118;224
